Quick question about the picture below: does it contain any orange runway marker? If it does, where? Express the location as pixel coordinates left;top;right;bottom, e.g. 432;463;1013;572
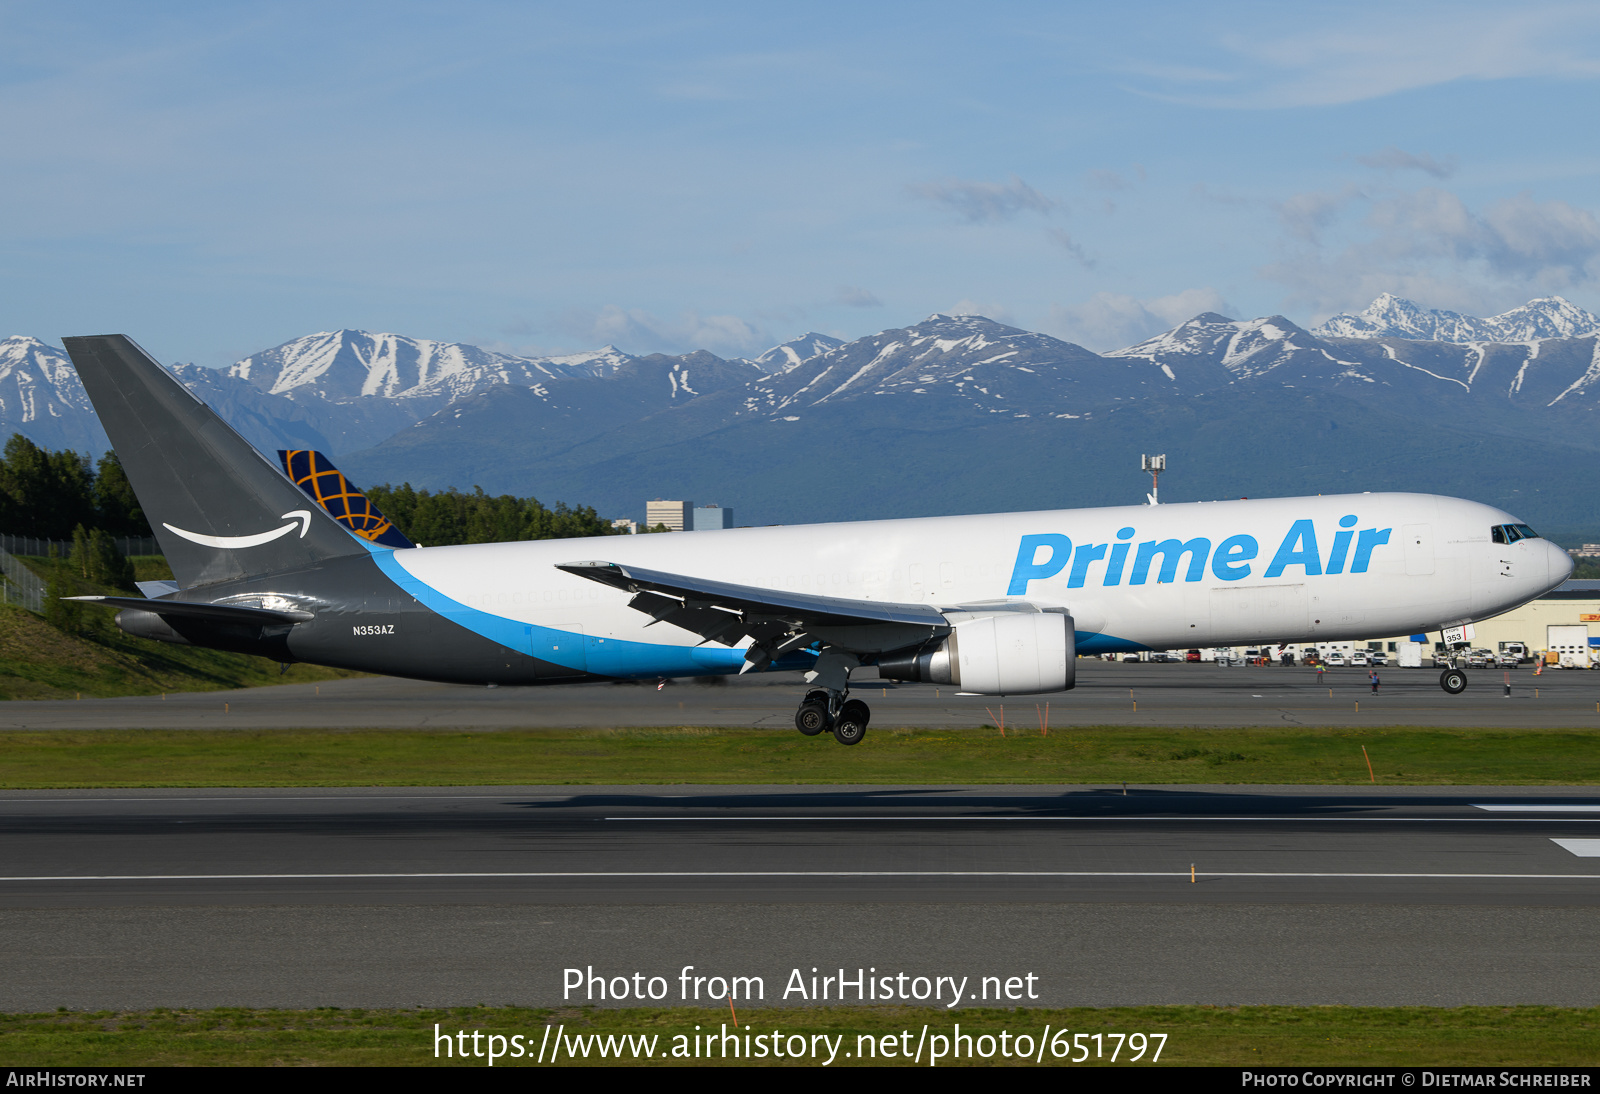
1362;745;1375;784
728;994;738;1027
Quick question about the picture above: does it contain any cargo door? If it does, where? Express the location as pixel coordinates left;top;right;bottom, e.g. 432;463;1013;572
1402;524;1434;576
1209;584;1308;645
533;622;587;677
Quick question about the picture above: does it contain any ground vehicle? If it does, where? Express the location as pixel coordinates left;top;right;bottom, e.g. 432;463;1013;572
1350;651;1368;666
1499;641;1531;665
1186;649;1202;663
1467;648;1496;669
1370;652;1388;667
1326;652;1346;667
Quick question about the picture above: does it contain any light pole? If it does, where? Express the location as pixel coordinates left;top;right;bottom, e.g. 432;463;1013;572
1141;453;1166;505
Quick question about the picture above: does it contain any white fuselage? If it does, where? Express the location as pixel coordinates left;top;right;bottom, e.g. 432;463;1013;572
378;492;1570;674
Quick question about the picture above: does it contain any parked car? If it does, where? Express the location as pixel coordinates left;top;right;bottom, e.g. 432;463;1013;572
1122;654;1140;663
1370;652;1388;667
1325;652;1346;667
1467;648;1496;669
1186;649;1202;663
1350;652;1369;667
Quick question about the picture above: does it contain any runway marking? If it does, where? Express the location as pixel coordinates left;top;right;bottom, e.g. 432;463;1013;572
0;871;1596;882
0;795;564;804
1475;804;1600;812
604;815;1600;823
1552;839;1600;857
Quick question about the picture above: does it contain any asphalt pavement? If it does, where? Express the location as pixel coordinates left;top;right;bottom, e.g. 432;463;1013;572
3;659;1598;730
0;784;1596;1010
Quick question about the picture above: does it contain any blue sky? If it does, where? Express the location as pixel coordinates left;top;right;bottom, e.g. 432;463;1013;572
3;1;1599;365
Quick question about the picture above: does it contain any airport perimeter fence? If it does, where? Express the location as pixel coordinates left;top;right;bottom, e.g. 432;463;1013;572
0;534;158;558
0;548;45;613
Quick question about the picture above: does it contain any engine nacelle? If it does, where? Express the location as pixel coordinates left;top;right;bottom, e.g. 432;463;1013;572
878;610;1074;694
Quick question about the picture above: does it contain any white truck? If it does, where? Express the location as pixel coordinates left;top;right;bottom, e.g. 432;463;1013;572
1547;625;1592;669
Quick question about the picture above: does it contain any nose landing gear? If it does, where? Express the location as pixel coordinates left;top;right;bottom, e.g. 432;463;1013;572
793;689;870;745
1439;668;1467;694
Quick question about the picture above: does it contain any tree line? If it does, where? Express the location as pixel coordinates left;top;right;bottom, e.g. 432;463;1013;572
364;483;617;546
0;432;617;556
0;434;150;540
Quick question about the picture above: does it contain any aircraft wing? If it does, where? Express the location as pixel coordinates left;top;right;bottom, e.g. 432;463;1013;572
557;559;948;665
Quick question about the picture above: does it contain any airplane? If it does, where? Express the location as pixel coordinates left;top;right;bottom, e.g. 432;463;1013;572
61;334;1573;746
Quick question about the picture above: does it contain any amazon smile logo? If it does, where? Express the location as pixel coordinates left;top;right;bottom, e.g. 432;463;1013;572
163;511;313;549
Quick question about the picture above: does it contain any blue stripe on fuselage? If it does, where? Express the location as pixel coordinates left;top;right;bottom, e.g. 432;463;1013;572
372;550;810;677
372;552;1147;674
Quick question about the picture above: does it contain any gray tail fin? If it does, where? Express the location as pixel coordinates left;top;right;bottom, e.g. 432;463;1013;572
62;334;367;589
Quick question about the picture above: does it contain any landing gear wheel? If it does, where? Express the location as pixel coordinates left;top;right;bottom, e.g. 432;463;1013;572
1440;668;1468;694
832;716;866;746
795;703;829;736
840;699;870;727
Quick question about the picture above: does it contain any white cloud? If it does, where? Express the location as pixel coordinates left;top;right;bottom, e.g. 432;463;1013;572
907;175;1058;222
553;306;773;358
1125;5;1600;108
832;286;883;308
1276;185;1365;243
1046;228;1096;268
1047;288;1233;351
1262;184;1600;317
948;299;1016;325
1356;146;1457;179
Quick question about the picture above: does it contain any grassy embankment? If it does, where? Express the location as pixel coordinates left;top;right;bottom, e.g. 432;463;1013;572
0;556;363;700
0;1005;1595;1067
0;724;1597;787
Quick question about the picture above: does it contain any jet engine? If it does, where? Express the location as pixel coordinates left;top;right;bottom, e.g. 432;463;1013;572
877;609;1074;694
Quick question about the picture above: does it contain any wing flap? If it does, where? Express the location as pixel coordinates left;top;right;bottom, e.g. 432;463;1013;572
558;560;950;666
558;560;947;629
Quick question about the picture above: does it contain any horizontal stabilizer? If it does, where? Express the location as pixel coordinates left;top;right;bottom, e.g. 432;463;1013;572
66;596;313;625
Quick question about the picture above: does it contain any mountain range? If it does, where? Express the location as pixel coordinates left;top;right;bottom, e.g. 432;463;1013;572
3;295;1600;536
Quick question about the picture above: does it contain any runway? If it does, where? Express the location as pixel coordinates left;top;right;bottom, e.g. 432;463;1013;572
1;784;1597;1010
4;659;1599;729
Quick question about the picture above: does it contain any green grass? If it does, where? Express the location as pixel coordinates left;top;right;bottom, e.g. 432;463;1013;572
0;725;1597;787
0;601;362;702
1;1005;1594;1066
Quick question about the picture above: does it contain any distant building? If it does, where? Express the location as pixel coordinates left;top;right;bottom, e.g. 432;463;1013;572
610;519;638;535
646;499;691;531
692;504;734;531
1572;544;1600;558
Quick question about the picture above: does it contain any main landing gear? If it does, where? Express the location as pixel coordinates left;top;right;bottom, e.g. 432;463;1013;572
794;688;870;745
1439;668;1468;694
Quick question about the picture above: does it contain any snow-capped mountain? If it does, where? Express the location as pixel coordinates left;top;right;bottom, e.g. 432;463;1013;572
228;330;639;403
750;332;845;373
1313;294;1600;342
740;314;1155;420
0;337;109;453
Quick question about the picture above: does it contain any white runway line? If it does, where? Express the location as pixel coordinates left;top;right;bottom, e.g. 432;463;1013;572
606;815;1600;823
1475;804;1600;812
0;870;1597;882
1552;839;1600;857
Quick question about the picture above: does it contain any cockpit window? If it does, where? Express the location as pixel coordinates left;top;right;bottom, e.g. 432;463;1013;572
1492;523;1542;544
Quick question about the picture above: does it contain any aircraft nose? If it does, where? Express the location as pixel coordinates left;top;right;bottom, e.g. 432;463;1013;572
1547;539;1574;589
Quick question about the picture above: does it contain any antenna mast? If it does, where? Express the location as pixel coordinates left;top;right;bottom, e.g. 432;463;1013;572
1141;453;1166;505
